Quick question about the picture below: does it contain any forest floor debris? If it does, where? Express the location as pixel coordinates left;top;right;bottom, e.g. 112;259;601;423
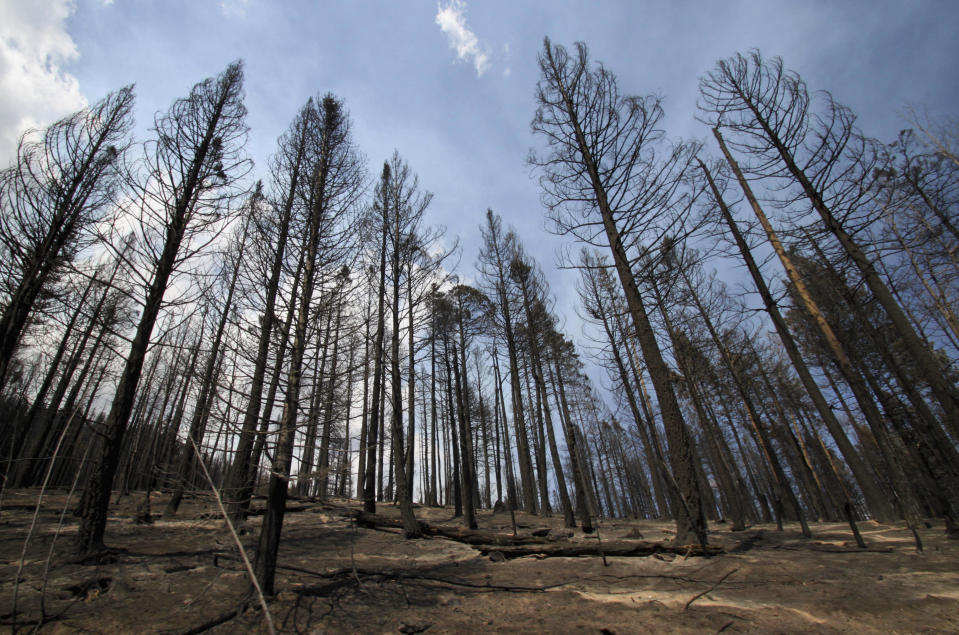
1;489;958;633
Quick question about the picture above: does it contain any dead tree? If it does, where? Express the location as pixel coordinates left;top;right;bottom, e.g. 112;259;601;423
75;62;249;555
531;38;707;546
254;94;362;595
225;104;313;523
478;210;537;513
0;87;134;392
700;51;959;447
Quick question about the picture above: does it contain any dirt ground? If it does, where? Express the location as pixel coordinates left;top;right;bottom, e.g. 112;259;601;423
1;488;957;634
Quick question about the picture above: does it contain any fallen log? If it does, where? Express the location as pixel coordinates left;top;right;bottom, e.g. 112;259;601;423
350;510;549;546
347;510;722;557
477;541;722;559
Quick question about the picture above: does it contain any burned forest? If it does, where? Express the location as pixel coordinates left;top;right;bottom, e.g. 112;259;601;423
1;36;958;633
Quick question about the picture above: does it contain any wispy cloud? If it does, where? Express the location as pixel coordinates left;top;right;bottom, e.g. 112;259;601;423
219;0;249;19
0;0;86;161
435;1;490;77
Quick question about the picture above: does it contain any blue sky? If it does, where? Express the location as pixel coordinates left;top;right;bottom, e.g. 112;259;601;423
2;0;958;385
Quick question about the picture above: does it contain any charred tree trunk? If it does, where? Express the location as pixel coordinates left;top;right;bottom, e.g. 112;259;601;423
451;343;477;529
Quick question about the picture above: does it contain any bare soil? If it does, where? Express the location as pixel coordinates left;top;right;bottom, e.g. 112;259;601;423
1;489;957;633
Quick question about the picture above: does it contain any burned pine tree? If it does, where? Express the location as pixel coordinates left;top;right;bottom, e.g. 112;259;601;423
75;62;249;555
531;38;708;546
477;210;538;514
0;87;134;396
254;94;363;595
225;103;314;523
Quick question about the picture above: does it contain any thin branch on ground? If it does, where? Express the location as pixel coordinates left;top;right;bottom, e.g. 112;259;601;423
684;567;739;610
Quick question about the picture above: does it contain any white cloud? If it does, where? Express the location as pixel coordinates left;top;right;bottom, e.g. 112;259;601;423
435;0;490;77
219;0;250;19
0;0;86;162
